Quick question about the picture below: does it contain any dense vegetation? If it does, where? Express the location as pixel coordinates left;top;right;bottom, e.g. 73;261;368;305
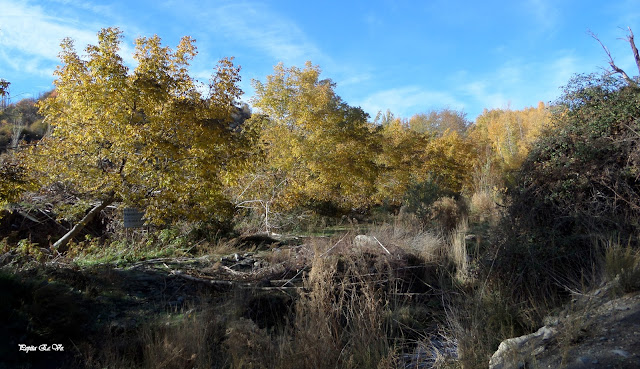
1;27;639;369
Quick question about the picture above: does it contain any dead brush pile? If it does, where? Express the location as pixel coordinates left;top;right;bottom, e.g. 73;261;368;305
231;233;456;369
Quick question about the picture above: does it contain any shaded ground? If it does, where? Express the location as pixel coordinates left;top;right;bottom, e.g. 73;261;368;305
0;245;306;369
0;235;446;369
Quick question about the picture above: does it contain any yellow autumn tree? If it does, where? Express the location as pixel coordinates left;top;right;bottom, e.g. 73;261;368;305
422;129;476;194
0;155;34;211
471;102;550;172
375;116;475;209
0;79;8;102
29;28;252;249
242;62;380;223
375;117;428;205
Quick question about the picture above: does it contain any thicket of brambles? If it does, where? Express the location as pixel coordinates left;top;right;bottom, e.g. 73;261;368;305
1;27;640;369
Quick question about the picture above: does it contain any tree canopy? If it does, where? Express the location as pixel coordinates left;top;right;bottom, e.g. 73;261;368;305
28;28;253;247
246;62;380;216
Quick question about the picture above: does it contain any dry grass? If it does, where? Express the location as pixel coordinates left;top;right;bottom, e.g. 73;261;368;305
219;235;408;369
443;284;527;369
448;218;471;284
469;190;500;225
142;309;220;369
603;239;640;293
367;218;445;262
81;306;226;369
555;293;597;367
282;237;396;369
225;317;278;369
41;213;497;369
439;218;555;369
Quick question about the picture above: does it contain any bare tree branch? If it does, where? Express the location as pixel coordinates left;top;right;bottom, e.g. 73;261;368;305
589;29;638;86
626;27;640;77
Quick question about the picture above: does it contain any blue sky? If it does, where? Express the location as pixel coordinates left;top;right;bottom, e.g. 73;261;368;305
1;0;639;121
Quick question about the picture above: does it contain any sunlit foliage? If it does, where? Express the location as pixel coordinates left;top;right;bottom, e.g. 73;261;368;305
29;28;252;225
249;62;380;213
469;102;551;191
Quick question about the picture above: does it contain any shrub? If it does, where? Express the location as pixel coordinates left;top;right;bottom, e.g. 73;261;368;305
430;197;466;233
498;74;640;301
511;75;640;240
283;238;396;369
142;309;223;369
403;179;453;221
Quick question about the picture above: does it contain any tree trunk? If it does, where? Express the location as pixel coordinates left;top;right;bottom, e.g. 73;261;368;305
53;193;115;252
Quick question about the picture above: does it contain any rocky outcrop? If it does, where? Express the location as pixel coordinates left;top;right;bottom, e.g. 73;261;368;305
489;282;640;369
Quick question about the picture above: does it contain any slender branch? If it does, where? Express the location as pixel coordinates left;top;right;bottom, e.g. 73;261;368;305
234;174;263;202
236;199;266;207
589;29;637;86
371;236;392;255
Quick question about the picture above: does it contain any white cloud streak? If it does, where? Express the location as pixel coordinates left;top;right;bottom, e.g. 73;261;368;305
358;86;465;118
0;1;137;81
358;52;582;122
191;1;325;66
0;1;96;62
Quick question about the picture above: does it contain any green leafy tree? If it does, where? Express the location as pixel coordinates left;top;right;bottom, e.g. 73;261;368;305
512;75;640;237
512;28;640;238
29;28;251;249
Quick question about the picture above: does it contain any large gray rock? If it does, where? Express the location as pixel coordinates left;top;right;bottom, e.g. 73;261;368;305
489;326;556;369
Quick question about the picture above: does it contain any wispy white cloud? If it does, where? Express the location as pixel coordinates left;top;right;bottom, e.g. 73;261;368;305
338;73;372;87
607;0;640;30
350;50;582;121
546;55;579;93
358;86;465;118
0;0;138;80
462;80;511;114
0;48;55;78
0;1;97;61
459;53;581;118
152;0;329;95
197;1;325;66
45;0;113;15
495;63;524;86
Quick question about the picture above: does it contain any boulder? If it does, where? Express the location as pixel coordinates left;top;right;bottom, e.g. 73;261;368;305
489;326;556;369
